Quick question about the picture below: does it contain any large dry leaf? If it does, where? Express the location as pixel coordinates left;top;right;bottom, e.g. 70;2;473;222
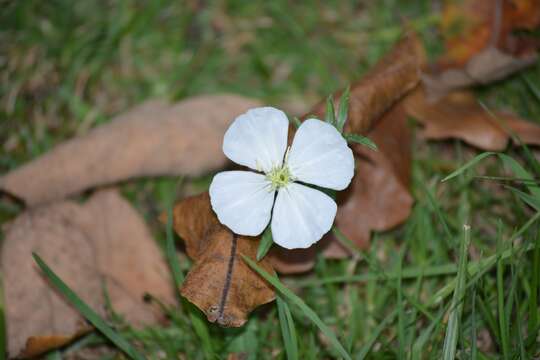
405;87;540;150
271;33;424;272
424;0;540;96
2;189;175;358
308;31;426;134
0;95;261;206
163;193;275;327
326;103;414;257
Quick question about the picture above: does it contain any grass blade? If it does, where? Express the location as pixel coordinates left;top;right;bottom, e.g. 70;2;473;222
442;224;470;360
343;133;378;151
277;295;299;360
496;224;510;360
325;95;336;126
357;310;397;360
256;227;274;261
242;256;352;360
498;153;540;200
33;253;145;360
336;86;350;132
442;152;496;182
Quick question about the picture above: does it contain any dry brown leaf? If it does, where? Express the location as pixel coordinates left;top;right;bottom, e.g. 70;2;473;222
3;189;175;358
272;33;424;272
424;0;540;96
423;47;537;97
326;103;414;256
439;0;540;67
163;193;275;327
0;95;261;206
405;87;540;150
308;31;426;134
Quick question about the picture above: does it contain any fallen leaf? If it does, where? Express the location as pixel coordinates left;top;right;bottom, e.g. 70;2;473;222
0;95;261;206
308;31;426;134
3;189;175;358
327;103;414;257
272;32;424;271
405;87;540;151
423;47;537;97
439;0;540;67
424;0;540;96
163;193;275;327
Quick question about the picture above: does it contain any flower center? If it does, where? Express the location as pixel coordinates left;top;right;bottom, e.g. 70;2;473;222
266;165;292;190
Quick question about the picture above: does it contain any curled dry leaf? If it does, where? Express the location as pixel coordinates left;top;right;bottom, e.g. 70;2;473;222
272;32;424;272
2;189;174;358
0;95;261;206
162;193;275;327
424;0;540;96
308;31;426;134
405;87;540;151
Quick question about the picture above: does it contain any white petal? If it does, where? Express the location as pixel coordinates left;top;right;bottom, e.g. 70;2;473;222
223;107;289;173
271;183;337;249
209;171;275;236
287;119;354;190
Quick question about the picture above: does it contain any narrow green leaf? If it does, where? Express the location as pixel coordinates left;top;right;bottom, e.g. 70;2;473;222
507;186;540;212
33;253;145;360
277;295;299;360
291;116;302;129
357;310;397;360
396;249;405;360
497;223;510;360
257;227;274;261
412;308;446;360
242;256;352;360
336;86;350;132
343;133;378;151
325;95;336;126
442;152;497;182
470;283;478;360
498;153;540;200
442;224;470;360
529;232;540;341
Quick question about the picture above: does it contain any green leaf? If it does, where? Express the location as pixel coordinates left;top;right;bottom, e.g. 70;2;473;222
507;186;540;211
442;152;497;182
336;86;350;132
343;133;378;151
277;295;299;360
357;310;397;360
257;227;274;261
497;153;540;200
441;224;470;360
325;94;336;126
32;253;145;360
291;116;302;129
242;255;352;360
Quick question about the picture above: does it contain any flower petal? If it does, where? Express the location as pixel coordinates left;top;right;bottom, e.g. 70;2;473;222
223;107;289;173
209;171;275;236
271;183;337;249
287;119;354;190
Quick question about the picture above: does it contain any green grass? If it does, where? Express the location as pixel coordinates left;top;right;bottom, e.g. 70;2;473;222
2;0;540;358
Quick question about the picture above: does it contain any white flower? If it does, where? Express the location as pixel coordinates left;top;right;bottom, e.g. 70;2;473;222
209;107;354;249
